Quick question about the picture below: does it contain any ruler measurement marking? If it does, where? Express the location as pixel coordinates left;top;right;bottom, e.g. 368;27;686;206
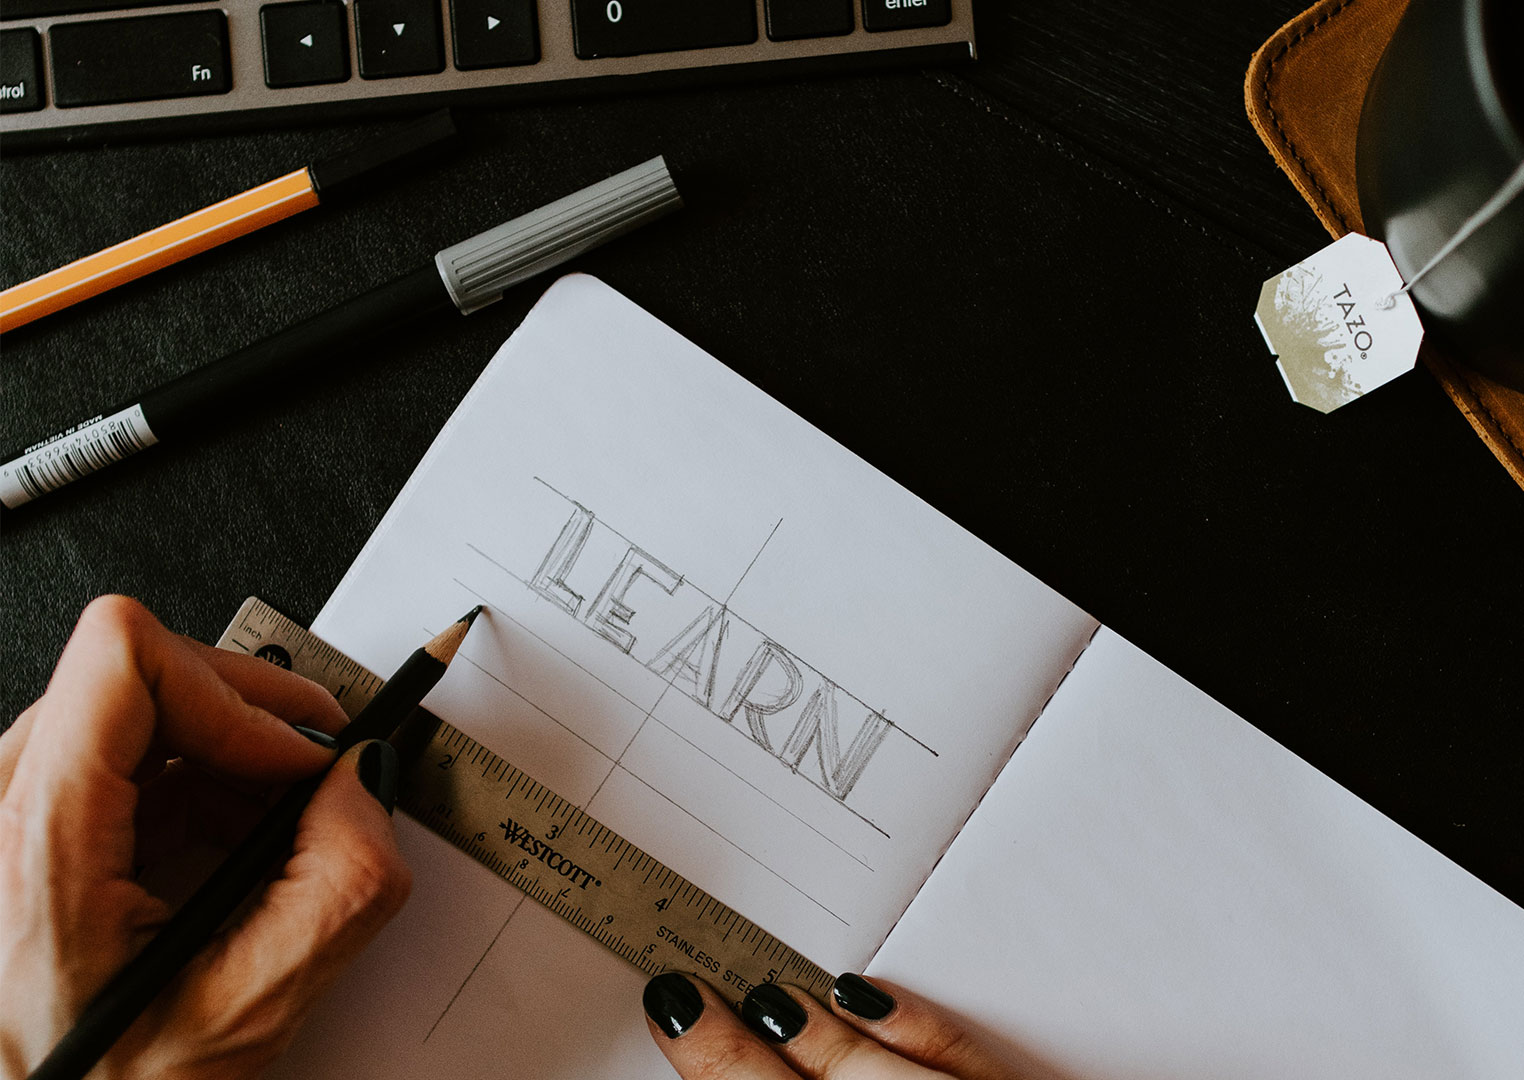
216;598;835;1009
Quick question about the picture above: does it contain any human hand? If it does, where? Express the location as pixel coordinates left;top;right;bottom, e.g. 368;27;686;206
642;971;1021;1080
0;596;412;1080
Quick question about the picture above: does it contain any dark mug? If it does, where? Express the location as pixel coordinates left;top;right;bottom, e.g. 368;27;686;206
1356;0;1524;389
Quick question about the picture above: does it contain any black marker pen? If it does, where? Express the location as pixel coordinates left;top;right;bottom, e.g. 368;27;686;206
0;157;680;511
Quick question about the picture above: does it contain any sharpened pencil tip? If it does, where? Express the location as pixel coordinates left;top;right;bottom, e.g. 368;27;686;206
426;608;483;664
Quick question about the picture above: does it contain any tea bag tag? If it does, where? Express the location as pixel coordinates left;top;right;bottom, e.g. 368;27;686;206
1254;233;1424;413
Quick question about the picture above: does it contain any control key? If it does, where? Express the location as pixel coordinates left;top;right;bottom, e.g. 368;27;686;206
0;28;43;112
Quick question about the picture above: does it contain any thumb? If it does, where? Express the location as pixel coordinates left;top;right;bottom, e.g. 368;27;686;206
131;741;411;1071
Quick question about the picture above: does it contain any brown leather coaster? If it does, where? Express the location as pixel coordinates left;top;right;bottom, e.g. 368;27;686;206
1245;0;1524;491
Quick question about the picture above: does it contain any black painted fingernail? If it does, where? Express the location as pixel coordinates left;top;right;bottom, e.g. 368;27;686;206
643;972;703;1039
831;973;894;1020
742;983;806;1044
357;740;398;816
293;725;337;749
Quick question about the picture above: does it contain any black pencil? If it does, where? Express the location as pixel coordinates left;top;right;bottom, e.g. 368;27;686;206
29;606;483;1080
0;156;681;511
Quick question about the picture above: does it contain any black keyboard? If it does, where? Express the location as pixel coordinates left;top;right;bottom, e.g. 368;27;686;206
0;0;974;146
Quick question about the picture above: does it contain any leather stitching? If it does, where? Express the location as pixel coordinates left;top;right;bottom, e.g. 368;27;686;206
1258;0;1359;233
1455;365;1524;461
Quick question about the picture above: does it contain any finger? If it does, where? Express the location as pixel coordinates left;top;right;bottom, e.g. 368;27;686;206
10;596;334;814
0;705;38;799
642;973;801;1080
140;724;338;804
181;637;349;737
827;976;1018;1080
129;641;347;792
125;741;411;1072
739;983;933;1079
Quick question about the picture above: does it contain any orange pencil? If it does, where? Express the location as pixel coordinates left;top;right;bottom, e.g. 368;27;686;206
0;110;455;335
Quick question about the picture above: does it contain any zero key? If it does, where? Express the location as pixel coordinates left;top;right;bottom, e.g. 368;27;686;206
571;0;756;59
50;11;230;108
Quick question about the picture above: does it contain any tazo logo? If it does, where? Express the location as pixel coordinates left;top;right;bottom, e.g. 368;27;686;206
1256;232;1423;414
499;817;601;890
1331;283;1375;357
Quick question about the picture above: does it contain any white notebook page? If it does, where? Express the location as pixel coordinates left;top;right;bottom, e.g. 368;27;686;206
272;274;1098;1079
871;627;1524;1079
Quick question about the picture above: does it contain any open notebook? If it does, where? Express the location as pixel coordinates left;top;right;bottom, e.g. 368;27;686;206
273;275;1524;1080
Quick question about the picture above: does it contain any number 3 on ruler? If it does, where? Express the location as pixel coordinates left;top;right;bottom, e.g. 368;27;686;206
606;1;622;22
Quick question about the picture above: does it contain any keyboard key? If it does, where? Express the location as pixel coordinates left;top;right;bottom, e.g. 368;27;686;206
861;0;949;32
766;0;852;41
1;1;201;19
50;11;229;107
261;1;349;88
571;0;756;59
0;27;42;111
451;0;537;70
355;0;444;78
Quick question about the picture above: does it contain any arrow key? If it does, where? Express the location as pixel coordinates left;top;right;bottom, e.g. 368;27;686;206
451;0;538;70
355;0;445;78
261;1;349;88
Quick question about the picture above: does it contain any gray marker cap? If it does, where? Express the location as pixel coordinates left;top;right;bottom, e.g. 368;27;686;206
435;156;682;315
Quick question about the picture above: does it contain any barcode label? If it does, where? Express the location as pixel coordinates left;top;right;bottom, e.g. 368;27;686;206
0;405;158;509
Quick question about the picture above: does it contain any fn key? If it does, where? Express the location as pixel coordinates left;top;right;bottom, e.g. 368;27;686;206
51;11;229;108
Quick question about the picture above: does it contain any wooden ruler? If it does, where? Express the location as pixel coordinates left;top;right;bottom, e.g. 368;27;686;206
217;597;834;1006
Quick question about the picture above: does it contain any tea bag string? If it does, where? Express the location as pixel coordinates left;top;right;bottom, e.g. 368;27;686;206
1378;159;1524;310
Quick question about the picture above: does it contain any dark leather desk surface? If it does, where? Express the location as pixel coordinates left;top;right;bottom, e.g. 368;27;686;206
4;1;1522;908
